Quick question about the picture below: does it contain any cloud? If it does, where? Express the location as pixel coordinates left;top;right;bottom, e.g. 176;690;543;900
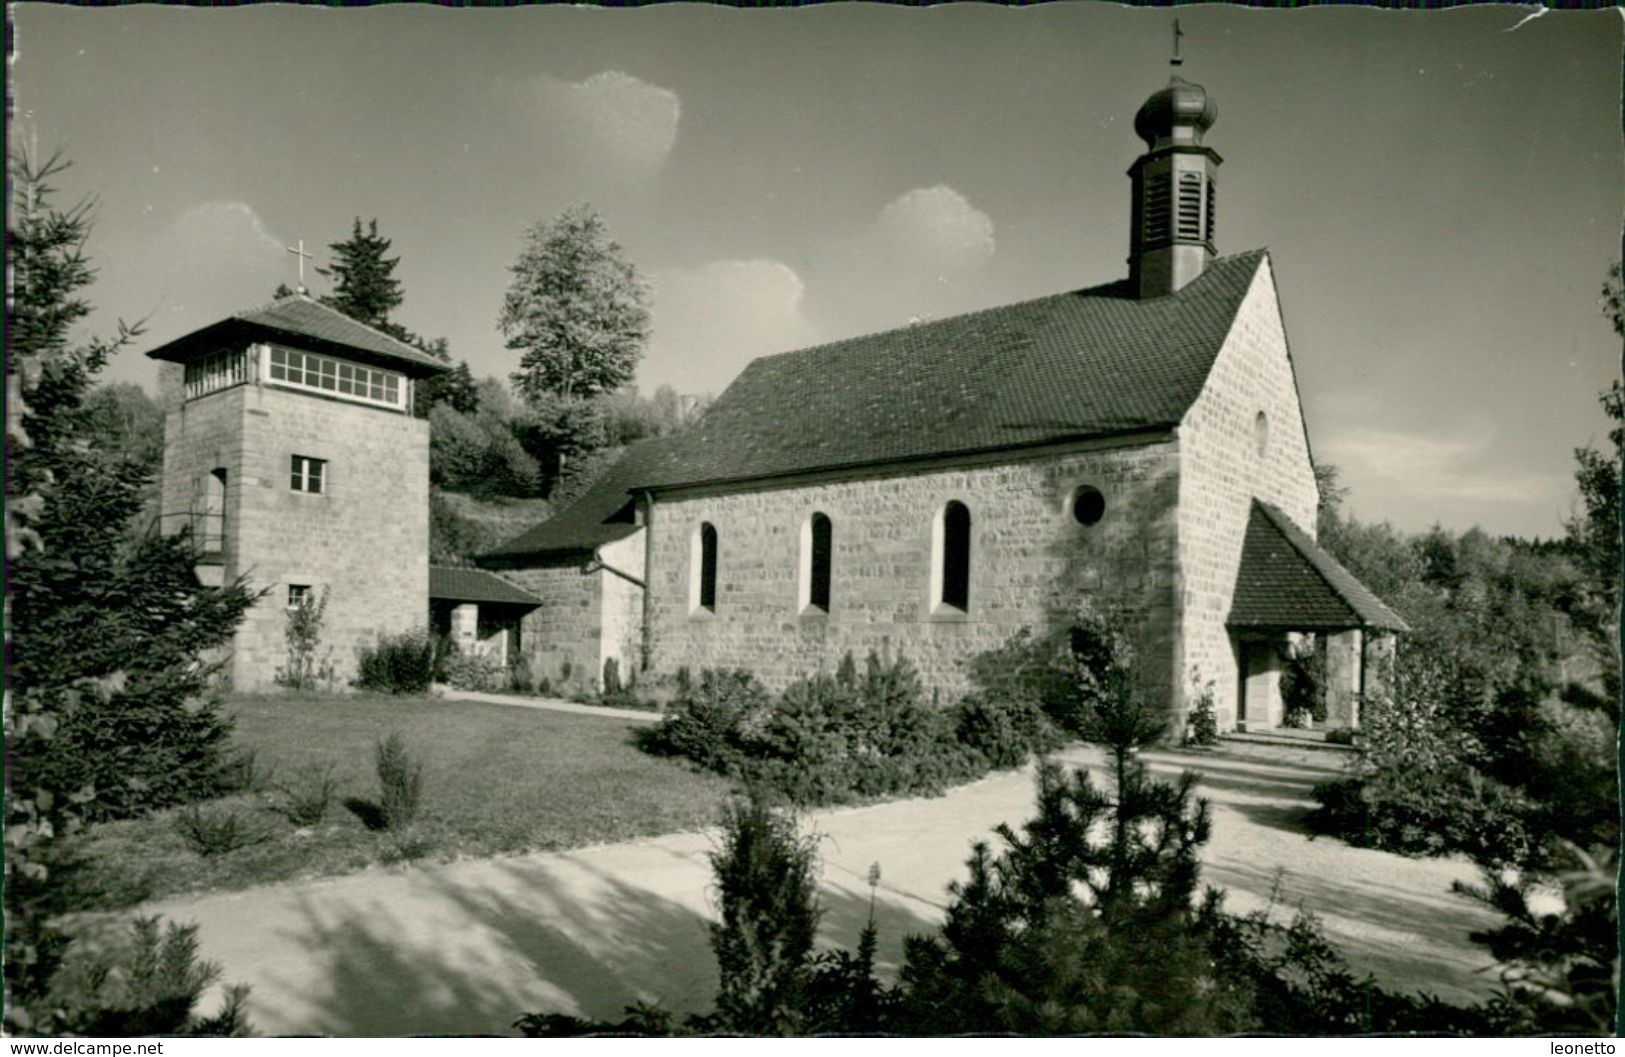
133;201;287;330
872;185;997;274
1320;424;1567;532
532;70;680;181
809;184;998;334
641;258;819;396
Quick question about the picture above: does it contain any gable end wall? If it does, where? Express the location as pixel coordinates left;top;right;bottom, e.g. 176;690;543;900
1176;256;1320;728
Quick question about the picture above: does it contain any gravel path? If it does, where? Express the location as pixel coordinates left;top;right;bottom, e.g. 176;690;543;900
125;737;1502;1036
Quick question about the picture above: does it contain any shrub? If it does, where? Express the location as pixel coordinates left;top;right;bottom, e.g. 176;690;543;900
603;656;622;696
1280;637;1327;728
274;586;334;691
354;629;437;695
442;650;505;692
375;733;425;831
1310;768;1535;866
173;805;266;858
276;763;337;827
1200;895;1493;1034
637;668;770;772
43;917;253;1037
740;652;981;804
1183;670;1219;747
508;654;536;695
215;748;272;795
952;692;1062;769
1309;661;1538;866
707;797;821;1036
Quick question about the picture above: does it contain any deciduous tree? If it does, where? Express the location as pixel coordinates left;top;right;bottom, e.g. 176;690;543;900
500;204;651;403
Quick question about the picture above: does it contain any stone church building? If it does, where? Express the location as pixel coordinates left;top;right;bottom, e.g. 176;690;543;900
480;74;1406;733
147;73;1403;733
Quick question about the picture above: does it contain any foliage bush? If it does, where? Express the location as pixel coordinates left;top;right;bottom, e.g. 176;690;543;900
637;668;770;772
1200;895;1494;1034
739;653;987;805
442;649;506;692
275;763;338;827
274;586;334;691
1279;635;1327;727
507;653;536;695
642;645;1083;805
354;628;437;695
1308;660;1538;867
951;692;1062;770
375;733;425;831
704;797;822;1035
1183;669;1219;747
43;916;253;1037
173;805;267;859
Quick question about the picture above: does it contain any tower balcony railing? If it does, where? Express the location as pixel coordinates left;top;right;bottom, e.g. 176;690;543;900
150;511;226;563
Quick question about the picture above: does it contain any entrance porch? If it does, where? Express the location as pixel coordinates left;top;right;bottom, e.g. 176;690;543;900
1226;501;1407;732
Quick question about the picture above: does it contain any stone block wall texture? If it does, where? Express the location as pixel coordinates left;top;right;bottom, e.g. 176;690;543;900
161;368;430;689
642;439;1183;707
1175;257;1320;730
503;559;601;691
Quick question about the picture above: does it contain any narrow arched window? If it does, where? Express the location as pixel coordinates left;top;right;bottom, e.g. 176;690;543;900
935;500;972;612
691;522;718;612
801;512;833;613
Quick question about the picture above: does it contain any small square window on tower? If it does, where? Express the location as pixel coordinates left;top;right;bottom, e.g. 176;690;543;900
287;583;311;610
290;455;326;494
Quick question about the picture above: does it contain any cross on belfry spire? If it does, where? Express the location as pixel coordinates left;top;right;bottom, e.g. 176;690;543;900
1171;18;1184;67
285;238;314;294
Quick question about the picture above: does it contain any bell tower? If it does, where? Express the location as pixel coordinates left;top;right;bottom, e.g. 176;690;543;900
1128;42;1221;299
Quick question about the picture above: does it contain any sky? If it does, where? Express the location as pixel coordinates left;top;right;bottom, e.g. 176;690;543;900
11;3;1621;539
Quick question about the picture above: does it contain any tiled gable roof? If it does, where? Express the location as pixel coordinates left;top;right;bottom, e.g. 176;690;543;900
635;249;1269;491
478;438;669;560
428;566;543;606
1228;500;1409;632
146;295;449;378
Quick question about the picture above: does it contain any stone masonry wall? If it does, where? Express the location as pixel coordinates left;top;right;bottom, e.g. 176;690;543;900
643;439;1183;708
163;374;431;689
503;559;601;691
1175;255;1321;730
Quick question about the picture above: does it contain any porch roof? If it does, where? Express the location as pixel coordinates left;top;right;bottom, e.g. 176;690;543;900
1227;500;1409;633
428;566;543;607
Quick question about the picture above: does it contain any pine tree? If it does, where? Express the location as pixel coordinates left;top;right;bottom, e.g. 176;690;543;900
706;797;821;1036
896;609;1232;1035
5;149;259;1032
500;204;650;403
318;217;403;330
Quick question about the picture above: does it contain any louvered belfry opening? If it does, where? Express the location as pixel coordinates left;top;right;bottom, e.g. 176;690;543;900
1143;173;1173;244
1127;74;1222;298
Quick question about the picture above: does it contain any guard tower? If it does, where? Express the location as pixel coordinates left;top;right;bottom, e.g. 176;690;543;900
146;295;448;689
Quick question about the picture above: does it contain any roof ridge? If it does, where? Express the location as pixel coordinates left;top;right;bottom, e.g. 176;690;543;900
739;247;1270;372
249;295;428;359
232;291;316;319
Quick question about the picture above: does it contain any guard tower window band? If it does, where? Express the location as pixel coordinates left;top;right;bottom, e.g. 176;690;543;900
184;347;252;400
268;346;404;410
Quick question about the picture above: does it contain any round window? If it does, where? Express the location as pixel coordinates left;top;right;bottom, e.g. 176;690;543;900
1071;486;1106;526
1254;410;1270;457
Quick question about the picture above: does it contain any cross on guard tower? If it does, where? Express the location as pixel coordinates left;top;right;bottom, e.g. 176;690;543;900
146;294;448;689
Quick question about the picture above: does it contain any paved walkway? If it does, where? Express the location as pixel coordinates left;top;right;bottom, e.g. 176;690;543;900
133;741;1503;1036
434;686;662;723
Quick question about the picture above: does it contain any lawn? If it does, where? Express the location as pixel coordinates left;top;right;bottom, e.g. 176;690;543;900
63;693;733;912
